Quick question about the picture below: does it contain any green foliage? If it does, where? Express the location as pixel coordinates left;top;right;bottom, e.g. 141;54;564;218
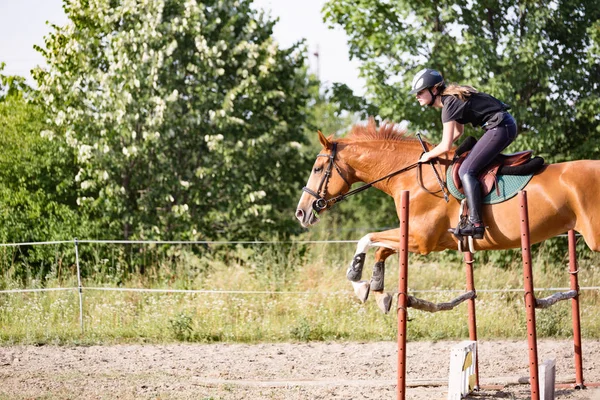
169;312;194;341
0;96;75;199
329;83;379;120
242;243;305;289
34;0;313;241
303;78;358;142
536;303;572;337
323;0;600;162
290;317;325;341
0;63;34;100
0;79;82;280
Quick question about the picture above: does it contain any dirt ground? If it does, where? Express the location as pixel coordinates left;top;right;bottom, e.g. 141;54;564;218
1;339;600;399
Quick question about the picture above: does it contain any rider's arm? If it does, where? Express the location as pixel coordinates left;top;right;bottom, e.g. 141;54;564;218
419;121;464;162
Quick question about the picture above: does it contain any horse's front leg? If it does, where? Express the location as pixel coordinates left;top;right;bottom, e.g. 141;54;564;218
346;234;371;281
346;231;400;309
347;234;373;303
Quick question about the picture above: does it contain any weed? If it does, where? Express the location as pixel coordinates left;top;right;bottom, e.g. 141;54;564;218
168;312;193;341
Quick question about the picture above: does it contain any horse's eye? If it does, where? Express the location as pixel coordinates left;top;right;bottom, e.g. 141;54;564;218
313;167;323;173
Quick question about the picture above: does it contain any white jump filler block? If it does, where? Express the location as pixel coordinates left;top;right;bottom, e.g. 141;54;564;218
448;340;477;400
539;359;556;400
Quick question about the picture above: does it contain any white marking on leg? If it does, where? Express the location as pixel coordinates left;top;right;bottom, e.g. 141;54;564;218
355;234;373;255
371;242;395;250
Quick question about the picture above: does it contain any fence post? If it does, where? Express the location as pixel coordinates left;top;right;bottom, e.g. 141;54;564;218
74;238;84;334
397;190;410;400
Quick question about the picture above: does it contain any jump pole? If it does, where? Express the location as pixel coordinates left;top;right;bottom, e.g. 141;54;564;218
463;250;479;389
519;190;541;400
397;190;480;398
568;229;585;388
397;190;409;400
520;191;589;395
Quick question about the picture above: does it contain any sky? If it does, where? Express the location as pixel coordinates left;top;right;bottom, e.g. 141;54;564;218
0;0;365;94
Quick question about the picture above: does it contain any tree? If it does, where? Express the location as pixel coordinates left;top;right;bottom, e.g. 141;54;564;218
34;0;312;241
0;63;33;100
0;95;81;244
323;0;600;162
0;67;81;277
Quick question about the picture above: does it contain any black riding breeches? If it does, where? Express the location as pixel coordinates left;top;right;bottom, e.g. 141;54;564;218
458;114;518;223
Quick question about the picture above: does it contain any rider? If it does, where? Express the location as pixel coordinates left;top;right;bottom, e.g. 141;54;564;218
411;68;517;239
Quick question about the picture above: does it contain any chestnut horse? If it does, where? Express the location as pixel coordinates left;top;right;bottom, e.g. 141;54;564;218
295;120;600;313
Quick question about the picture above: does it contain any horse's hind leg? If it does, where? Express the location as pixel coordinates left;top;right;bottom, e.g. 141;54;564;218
371;246;396;314
371;247;395;291
364;230;404;314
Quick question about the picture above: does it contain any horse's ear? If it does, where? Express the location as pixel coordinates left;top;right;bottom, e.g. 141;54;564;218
317;130;333;150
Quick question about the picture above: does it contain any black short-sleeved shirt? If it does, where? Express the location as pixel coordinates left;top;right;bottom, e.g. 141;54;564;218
441;93;507;128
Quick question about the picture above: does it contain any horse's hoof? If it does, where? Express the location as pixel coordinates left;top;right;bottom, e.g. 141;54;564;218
370;261;385;291
351;280;370;303
374;292;393;314
346;253;366;282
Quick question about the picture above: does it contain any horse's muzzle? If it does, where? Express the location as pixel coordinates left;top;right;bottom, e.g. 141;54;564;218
295;207;319;227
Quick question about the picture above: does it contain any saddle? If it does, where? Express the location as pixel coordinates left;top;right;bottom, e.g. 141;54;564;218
451;136;545;197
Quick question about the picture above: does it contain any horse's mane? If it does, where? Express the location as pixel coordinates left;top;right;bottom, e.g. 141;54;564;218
340;118;415;143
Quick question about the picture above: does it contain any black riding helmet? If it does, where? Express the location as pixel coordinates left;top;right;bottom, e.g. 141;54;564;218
409;68;445;106
409;68;444;94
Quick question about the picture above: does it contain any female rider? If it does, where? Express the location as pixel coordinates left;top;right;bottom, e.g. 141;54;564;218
411;68;517;239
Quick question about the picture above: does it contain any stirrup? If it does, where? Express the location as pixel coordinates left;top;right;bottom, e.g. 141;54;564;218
453;200;483;253
449;222;485;240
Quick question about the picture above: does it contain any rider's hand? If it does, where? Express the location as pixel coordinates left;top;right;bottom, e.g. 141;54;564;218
419;152;433;163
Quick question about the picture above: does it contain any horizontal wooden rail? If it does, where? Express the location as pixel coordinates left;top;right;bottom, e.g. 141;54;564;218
535;290;578;309
407;291;476;313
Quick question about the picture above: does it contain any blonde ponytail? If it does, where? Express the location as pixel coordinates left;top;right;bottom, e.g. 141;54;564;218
440;83;478;101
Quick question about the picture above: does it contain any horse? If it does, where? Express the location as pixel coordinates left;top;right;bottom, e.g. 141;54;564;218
295;119;600;313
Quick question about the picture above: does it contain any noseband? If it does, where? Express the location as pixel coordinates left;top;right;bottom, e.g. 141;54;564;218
302;143;351;212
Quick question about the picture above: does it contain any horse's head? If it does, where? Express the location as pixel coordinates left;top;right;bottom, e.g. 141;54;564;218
295;131;352;227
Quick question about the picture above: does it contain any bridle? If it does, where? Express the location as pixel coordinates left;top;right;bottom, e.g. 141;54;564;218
302;143;351;213
302;142;422;214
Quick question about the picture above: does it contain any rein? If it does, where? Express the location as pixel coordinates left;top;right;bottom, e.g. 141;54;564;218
328;163;419;204
302;142;420;213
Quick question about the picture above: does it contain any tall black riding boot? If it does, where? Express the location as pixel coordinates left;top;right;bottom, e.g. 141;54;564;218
458;174;485;239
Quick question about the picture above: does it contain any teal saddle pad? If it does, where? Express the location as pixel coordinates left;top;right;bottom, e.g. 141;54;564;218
446;166;534;205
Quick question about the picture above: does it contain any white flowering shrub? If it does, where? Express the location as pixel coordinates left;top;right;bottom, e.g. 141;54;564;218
34;0;312;240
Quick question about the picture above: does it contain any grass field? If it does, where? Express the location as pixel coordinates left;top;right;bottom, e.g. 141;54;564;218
0;236;599;345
